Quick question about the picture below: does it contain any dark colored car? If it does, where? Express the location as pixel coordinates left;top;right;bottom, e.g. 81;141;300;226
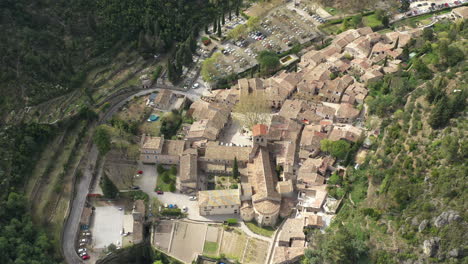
137;170;143;174
82;255;90;260
156;190;164;195
131;186;140;190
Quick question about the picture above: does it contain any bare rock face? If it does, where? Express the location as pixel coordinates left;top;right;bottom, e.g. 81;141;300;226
423;237;440;257
418;219;429;232
433;211;461;228
448;248;460;258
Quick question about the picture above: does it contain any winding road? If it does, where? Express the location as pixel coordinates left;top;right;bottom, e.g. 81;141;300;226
61;85;206;264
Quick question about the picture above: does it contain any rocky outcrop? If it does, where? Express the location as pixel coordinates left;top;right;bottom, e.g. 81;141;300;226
448;248;461;258
418;219;429;232
423;237;440;257
433;211;461;228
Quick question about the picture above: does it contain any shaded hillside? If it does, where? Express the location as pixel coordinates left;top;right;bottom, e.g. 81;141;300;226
0;0;218;118
303;20;467;263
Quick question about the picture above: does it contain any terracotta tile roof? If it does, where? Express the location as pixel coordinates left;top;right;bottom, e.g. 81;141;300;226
198;189;241;207
299;184;328;210
252;124;268;137
248;147;281;215
336;103;360;119
162;140;186;156
142;136;163;149
180;152;197;183
278;218;306;243
306;214;324;228
273;246;305;264
204;141;251;162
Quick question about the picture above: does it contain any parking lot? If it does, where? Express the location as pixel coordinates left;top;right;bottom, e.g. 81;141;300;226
397;0;466;19
136;164;241;221
91;205;124;249
201;1;323;82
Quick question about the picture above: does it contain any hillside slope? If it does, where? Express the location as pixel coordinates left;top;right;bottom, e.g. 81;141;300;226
303;20;467;264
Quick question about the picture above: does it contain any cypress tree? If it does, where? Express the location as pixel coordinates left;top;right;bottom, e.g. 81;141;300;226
232;157;239;180
167;59;176;84
213;18;218;33
101;173;119;199
217;20;222;37
222;11;225;25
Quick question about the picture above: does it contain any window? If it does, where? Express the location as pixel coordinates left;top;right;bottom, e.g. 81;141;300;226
146;156;149;159
225;206;228;208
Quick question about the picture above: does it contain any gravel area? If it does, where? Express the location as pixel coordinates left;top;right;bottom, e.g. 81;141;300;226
91;206;124;249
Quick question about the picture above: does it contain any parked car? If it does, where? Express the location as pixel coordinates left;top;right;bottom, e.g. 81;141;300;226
79;252;88;257
189;196;197;201
192;83;200;89
80;239;87;243
182;206;188;212
82;255;90;260
156;190;164;195
131;186;140;190
78;248;87;253
137;170;143;174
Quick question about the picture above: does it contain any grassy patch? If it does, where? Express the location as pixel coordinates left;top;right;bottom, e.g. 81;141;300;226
363;14;383;28
203;241;218;256
245;222;275;237
156;165;177;192
156;173;175;192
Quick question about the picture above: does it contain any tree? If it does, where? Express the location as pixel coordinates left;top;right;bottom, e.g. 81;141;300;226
213;17;218;33
107;243;117;252
201;52;222;81
422;27;434;41
247;16;260;30
382;16;389;28
170;165;177;175
232;157;240;180
233;93;270;129
428;96;450;129
157;164;165;174
341;18;350;31
138;31;150;53
400;0;410;12
257;50;280;75
321;139;351;160
166;59;179;84
94;126;111;155
441;135;459;163
351;14;362;28
101;173;119;199
217;19;222;37
227;24;247;40
169;183;176;192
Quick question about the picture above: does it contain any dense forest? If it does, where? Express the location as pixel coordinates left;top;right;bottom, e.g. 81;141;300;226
303;20;467;263
0;0;238;262
0;0;239;118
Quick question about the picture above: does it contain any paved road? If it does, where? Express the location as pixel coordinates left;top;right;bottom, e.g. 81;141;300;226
62;145;98;264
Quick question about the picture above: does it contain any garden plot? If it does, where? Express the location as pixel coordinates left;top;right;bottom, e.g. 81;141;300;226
242;238;270;264
219;229;248;260
169;221;207;263
153;220;174;252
